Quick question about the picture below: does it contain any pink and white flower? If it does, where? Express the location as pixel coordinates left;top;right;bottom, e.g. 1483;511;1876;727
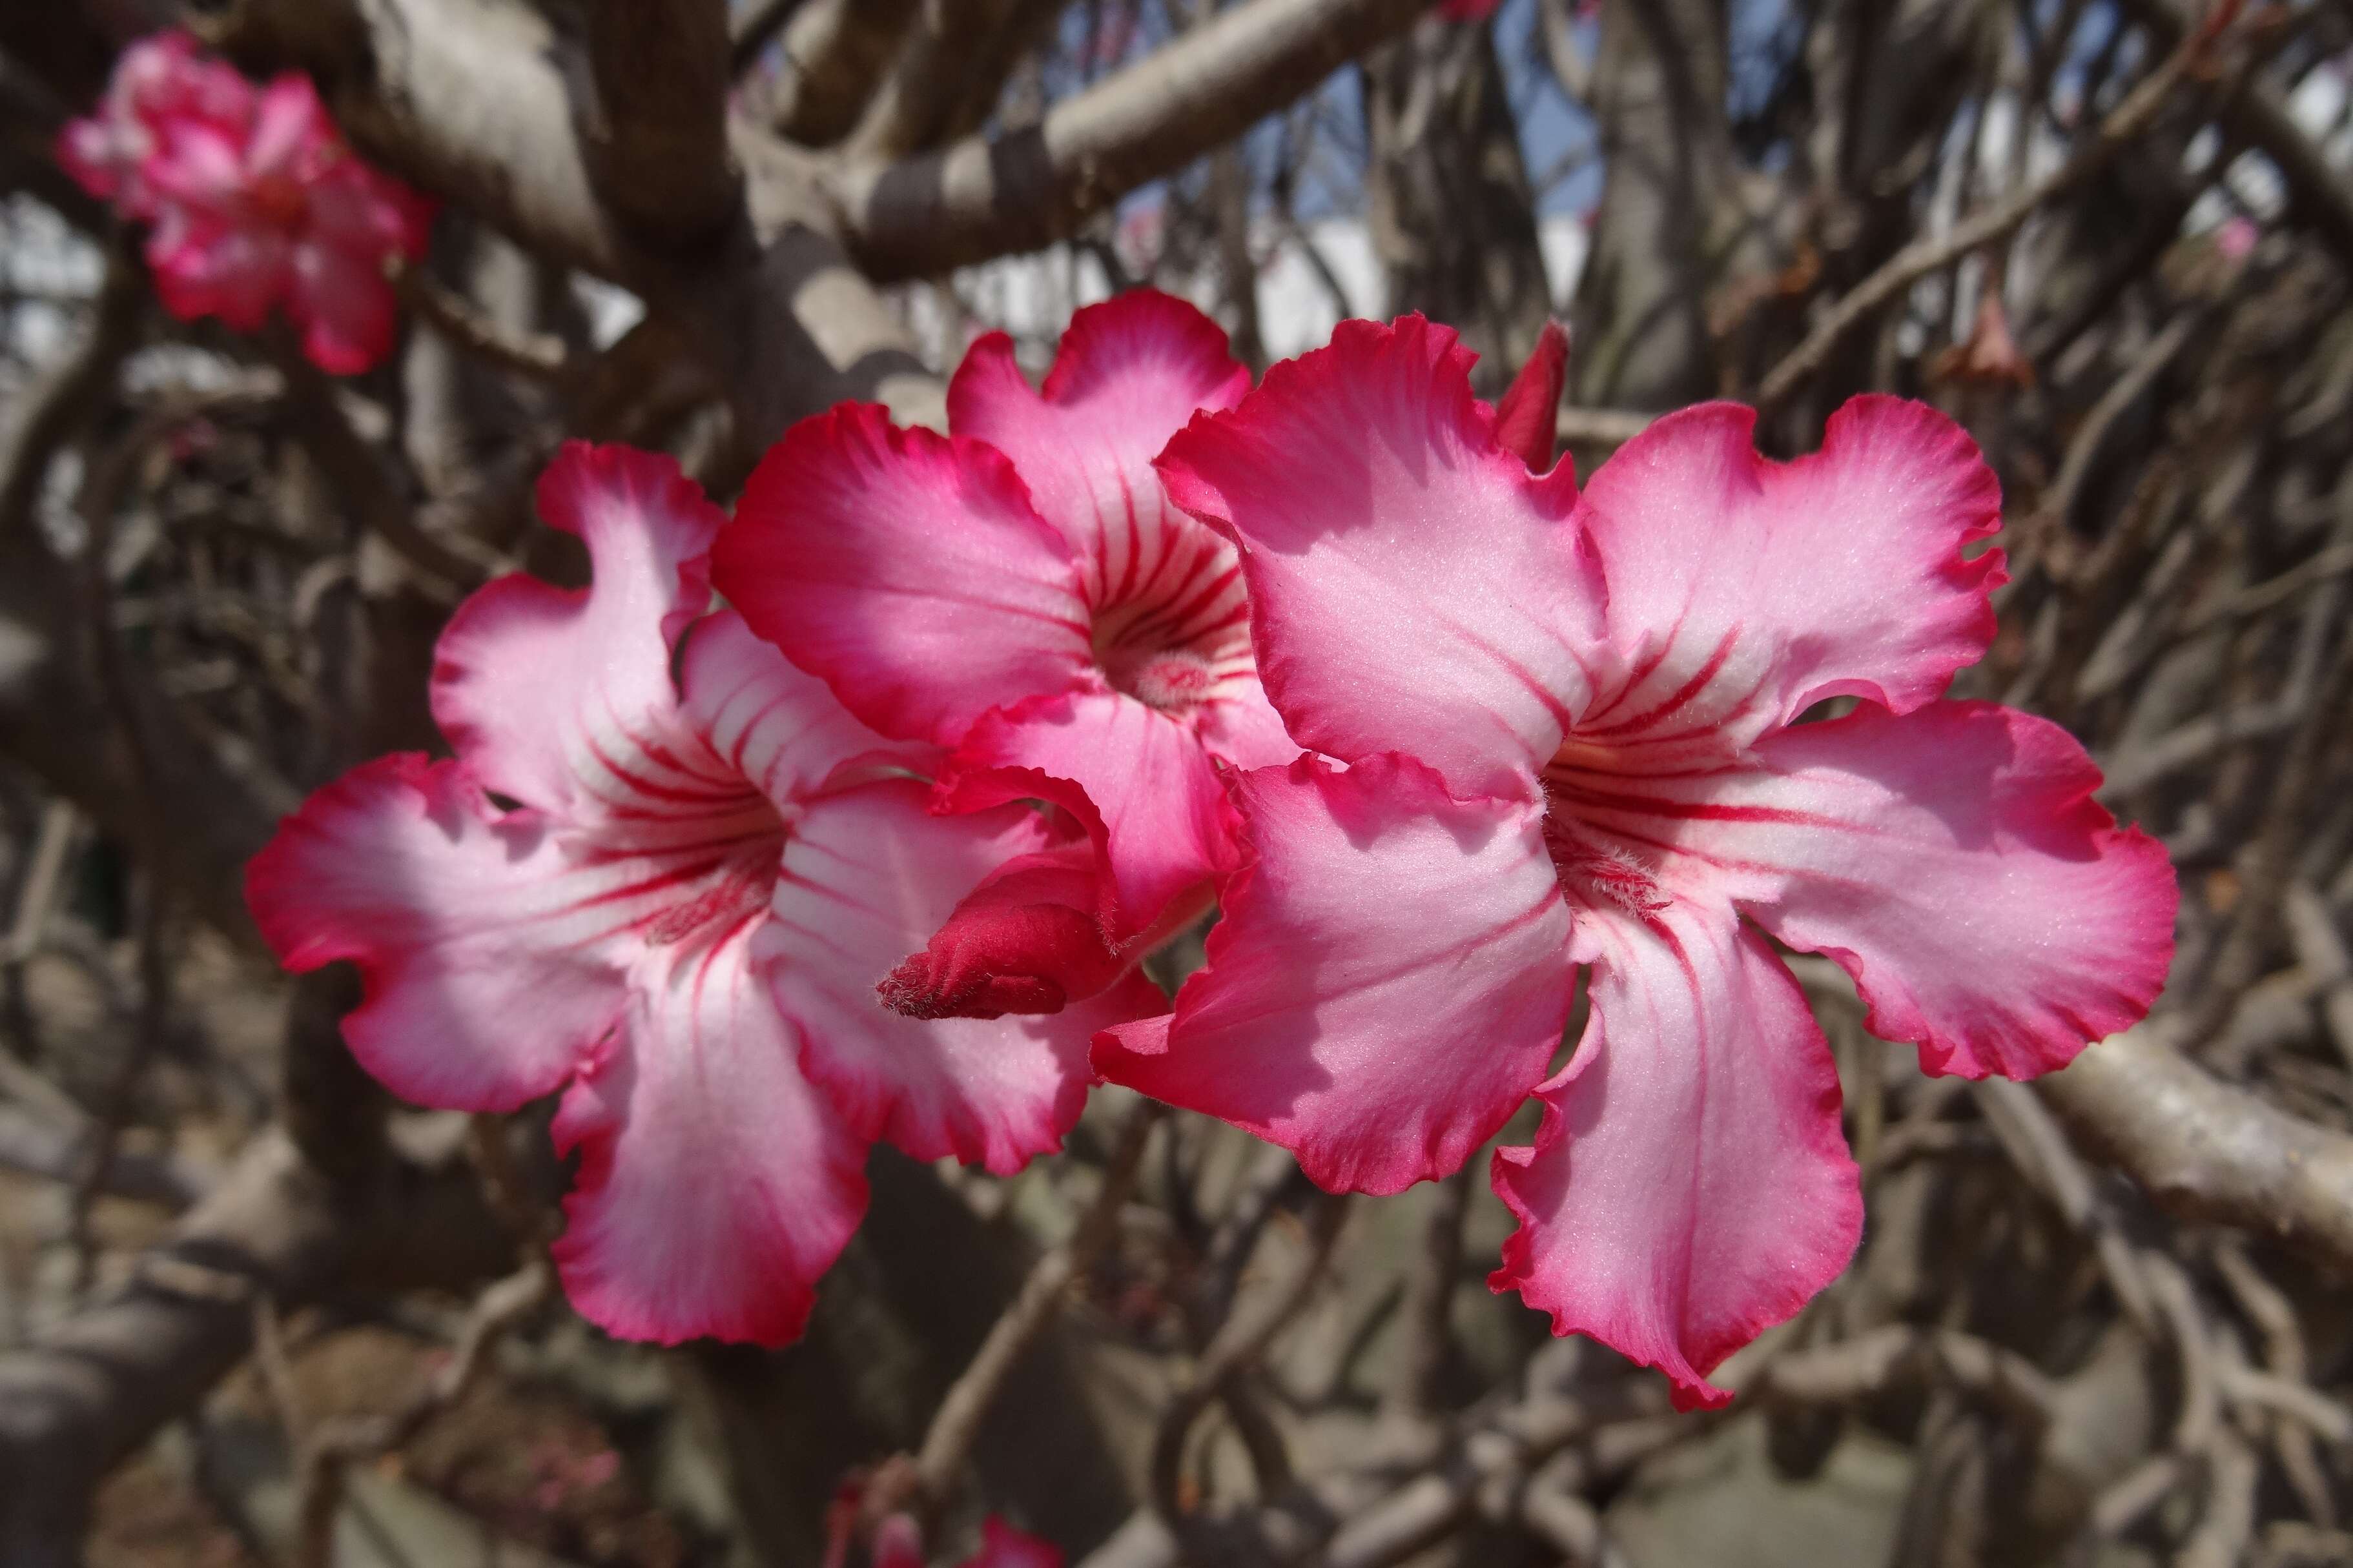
714;290;1290;1017
59;34;433;374
246;442;1155;1346
960;1518;1062;1568
1096;315;2177;1408
55;30;247;220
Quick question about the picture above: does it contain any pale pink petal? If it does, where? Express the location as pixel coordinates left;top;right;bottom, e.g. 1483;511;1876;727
245;74;332;181
678;611;936;802
141;118;254;216
764;779;1163;1173
430;442;724;817
942;687;1233;937
947;289;1248;603
1571;396;2003;753
288;238;397;374
1490;902;1861;1410
305;159;435;260
1553;700;2177;1079
715;402;1093;747
1155;315;1603;801
550;924;870;1346
961;1516;1064;1568
243;755;639;1112
56;117;134;203
1094;753;1575;1195
1193;673;1299;770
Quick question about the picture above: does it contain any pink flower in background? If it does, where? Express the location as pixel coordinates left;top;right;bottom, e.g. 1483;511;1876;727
1097;316;2177;1408
58;32;433;374
247;443;1153;1347
54;30;246;219
716;290;1290;1019
961;1517;1062;1568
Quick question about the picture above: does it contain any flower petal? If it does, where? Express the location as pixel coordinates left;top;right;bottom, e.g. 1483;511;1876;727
1094;753;1576;1195
1193;673;1299;771
942;687;1233;937
147;216;289;332
878;840;1129;1020
716;402;1093;747
1155;314;1603;800
961;1517;1065;1568
765;779;1163;1173
430;442;724;818
947;289;1248;606
141;117;252;214
679;610;934;804
288;236;397;374
550;924;870;1346
1572;396;2003;752
1490;903;1861;1410
245;74;332;180
243;755;635;1112
1555;699;2177;1079
1492;319;1568;472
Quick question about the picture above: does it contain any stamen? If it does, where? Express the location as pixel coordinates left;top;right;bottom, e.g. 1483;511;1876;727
1543;817;1671;919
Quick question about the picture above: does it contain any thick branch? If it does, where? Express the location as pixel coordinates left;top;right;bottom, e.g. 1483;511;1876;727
846;0;1067;163
830;0;1430;279
0;1132;340;1567
0;1126;512;1565
2040;1023;2353;1274
581;0;739;249
759;0;923;147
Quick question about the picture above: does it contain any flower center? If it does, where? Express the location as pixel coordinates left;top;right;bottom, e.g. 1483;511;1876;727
1091;591;1233;718
1541;748;1670;919
1100;642;1218;713
625;788;787;950
249;171;308;227
641;843;779;947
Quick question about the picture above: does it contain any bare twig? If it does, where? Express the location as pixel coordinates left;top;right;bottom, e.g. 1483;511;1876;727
0;245;140;542
1152;1189;1348;1527
1756;9;2225;411
287;1256;553;1568
921;1101;1161;1494
393;262;571;382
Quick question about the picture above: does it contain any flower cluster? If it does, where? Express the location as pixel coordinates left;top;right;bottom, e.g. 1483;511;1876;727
58;31;433;374
249;288;2175;1409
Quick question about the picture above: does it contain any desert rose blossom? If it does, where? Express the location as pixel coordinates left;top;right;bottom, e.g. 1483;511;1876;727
1097;315;2177;1408
715;290;1293;1018
867;1515;1060;1568
57;32;433;375
246;442;1155;1346
54;30;248;221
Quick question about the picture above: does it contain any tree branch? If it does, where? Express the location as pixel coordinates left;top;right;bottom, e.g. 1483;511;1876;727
756;0;923;147
580;0;739;249
2039;1022;2353;1275
1754;8;2220;412
828;0;1430;280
